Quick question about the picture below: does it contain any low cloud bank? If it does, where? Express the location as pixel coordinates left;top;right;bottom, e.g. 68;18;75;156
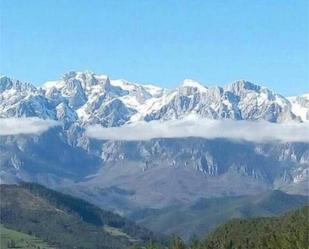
0;117;60;136
86;119;309;143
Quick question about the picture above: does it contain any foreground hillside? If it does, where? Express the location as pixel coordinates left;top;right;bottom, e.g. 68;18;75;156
199;206;309;249
0;224;55;249
0;183;307;249
0;183;165;249
145;206;309;249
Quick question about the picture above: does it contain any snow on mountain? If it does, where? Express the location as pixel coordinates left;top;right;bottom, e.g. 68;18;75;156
0;76;56;119
41;71;167;125
181;79;208;92
110;79;165;112
224;80;298;123
288;93;309;122
0;72;306;126
144;79;298;123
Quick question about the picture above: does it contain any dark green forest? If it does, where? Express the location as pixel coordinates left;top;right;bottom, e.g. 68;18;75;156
0;183;166;249
145;206;309;249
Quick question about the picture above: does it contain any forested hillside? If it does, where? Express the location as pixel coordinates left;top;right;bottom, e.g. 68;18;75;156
139;206;309;249
200;206;308;249
1;183;307;249
0;183;166;249
131;190;308;241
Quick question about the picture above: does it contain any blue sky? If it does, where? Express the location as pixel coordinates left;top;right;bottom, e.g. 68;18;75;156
1;0;308;95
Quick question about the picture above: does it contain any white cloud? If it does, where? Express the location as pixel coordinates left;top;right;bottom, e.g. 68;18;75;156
86;119;309;143
0;117;60;136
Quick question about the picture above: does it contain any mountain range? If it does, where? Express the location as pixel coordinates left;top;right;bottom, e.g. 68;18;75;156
0;71;308;239
1;71;308;124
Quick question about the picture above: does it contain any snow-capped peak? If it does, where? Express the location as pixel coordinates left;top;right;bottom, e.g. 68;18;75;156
288;93;309;122
0;75;37;93
180;79;208;92
289;93;309;100
225;80;263;94
1;72;308;125
0;76;13;92
302;93;309;99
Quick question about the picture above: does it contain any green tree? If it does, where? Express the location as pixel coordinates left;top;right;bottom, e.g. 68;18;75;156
189;234;200;249
145;240;158;249
8;239;16;248
170;235;186;249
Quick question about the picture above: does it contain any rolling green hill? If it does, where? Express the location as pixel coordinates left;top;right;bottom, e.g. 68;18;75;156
0;224;55;249
1;182;307;249
200;206;309;249
0;183;166;249
130;190;308;241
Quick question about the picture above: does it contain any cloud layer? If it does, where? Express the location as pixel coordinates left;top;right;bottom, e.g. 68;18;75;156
86;119;309;143
0;117;60;136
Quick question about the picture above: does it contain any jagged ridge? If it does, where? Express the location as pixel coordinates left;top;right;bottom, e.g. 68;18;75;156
1;71;307;126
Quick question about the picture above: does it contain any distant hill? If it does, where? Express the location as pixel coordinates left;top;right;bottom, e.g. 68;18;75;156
200;206;309;249
0;183;166;249
130;190;308;241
